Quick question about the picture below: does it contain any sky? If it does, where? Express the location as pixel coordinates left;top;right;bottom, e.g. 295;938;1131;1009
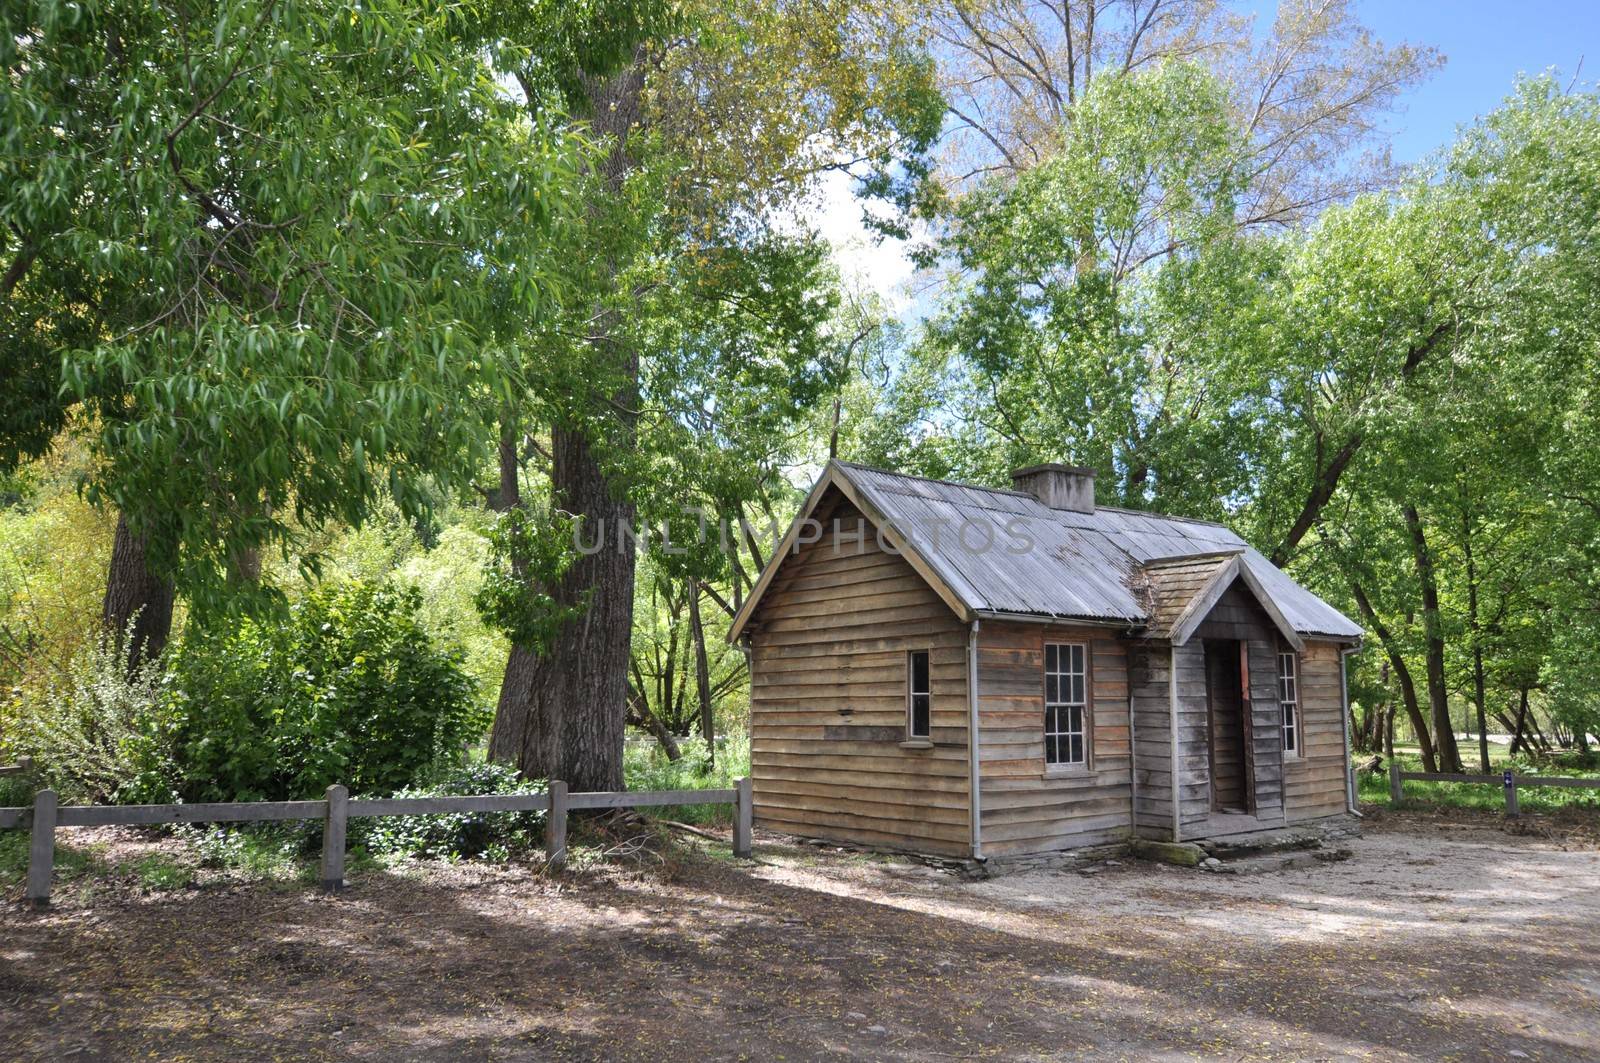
818;0;1599;307
1351;0;1596;163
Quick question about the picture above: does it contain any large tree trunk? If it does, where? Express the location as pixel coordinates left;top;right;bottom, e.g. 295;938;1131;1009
490;56;646;792
102;513;175;674
1350;580;1437;773
494;428;635;791
1404;505;1462;773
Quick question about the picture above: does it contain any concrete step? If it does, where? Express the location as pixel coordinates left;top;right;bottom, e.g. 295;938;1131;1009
1197;826;1333;861
1204;846;1353;875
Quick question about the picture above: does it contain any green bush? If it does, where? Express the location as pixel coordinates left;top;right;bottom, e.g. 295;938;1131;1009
155;579;485;801
353;761;546;863
3;630;170;803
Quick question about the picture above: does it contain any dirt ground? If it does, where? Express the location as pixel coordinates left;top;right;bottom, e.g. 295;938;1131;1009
2;809;1597;1062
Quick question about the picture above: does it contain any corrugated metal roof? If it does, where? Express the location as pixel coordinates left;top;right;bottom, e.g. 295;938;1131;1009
836;462;1363;640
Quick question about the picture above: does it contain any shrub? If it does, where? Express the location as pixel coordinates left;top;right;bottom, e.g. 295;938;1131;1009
352;761;546;863
158;579;486;801
3;629;171;803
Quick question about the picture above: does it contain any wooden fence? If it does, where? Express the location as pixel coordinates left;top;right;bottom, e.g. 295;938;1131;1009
1388;761;1600;815
1;777;754;907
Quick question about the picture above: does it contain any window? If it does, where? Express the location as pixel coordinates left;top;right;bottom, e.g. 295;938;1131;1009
1278;651;1300;756
907;650;931;740
1044;642;1088;767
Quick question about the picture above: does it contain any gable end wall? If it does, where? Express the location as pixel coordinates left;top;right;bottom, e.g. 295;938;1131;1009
745;494;972;857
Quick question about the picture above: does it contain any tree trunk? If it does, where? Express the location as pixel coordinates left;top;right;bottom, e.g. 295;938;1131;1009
1526;708;1553;756
1460;503;1491;773
1350;580;1437;773
490;427;636;792
1404;505;1462;773
628;683;681;761
102;513;175;674
491;422;519;513
688;579;715;768
489;59;645;792
1508;688;1529;757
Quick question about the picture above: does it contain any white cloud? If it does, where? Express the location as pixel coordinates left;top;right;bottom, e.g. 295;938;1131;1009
804;169;920;312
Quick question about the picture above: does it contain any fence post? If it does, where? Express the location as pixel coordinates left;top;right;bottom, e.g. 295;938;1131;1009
1503;770;1519;818
26;789;57;908
734;777;753;859
1389;758;1402;805
321;784;348;892
545;780;568;870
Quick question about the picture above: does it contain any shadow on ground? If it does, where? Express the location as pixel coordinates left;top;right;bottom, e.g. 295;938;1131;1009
1;813;1596;1061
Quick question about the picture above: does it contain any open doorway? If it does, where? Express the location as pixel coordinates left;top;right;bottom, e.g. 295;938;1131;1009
1204;639;1254;814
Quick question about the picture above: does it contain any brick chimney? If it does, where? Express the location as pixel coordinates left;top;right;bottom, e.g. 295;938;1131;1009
1011;463;1096;514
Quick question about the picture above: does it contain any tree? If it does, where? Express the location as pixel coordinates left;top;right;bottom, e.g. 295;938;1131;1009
928;0;1438;222
915;61;1283;512
484;0;942;791
1;0;575;669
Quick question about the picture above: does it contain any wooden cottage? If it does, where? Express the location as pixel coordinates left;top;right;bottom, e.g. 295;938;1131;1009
727;462;1364;863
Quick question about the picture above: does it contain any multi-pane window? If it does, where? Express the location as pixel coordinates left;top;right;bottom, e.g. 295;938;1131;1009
1278;651;1300;756
1044;643;1087;767
907;650;931;740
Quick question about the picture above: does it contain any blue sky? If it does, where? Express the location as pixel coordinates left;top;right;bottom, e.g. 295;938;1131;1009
1353;0;1597;162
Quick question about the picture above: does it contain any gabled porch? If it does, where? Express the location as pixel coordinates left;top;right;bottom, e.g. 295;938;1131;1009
1127;551;1305;842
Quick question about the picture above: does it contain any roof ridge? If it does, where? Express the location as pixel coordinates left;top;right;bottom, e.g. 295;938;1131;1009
1092;503;1235;531
832;460;1039;501
834;460;1239;532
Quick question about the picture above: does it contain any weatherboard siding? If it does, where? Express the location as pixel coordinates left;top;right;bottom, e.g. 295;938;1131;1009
746;493;972;857
1282;639;1350;820
976;621;1134;857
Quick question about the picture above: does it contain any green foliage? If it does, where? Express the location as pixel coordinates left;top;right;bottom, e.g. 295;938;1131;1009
920;61;1269;512
4;626;169;803
623;733;750;825
0;438;118;695
1;0;581;614
191;823;310;882
475;507;587;652
156;579;483;801
352;761;547;864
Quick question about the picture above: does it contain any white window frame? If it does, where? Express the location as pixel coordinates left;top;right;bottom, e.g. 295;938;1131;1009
1278;650;1300;757
1044;642;1089;769
907;649;931;741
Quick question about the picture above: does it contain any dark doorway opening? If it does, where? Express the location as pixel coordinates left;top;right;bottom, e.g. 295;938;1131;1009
1204;639;1253;813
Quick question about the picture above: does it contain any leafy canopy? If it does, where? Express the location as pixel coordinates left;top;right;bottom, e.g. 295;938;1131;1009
0;0;581;613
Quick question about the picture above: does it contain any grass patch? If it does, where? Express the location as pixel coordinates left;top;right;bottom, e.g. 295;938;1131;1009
0;829;108;895
1359;748;1600;815
132;853;193;891
623;732;750;826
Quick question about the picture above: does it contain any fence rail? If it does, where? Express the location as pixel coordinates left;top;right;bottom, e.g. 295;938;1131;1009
0;758;34;778
3;777;754;907
1388;761;1600;816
